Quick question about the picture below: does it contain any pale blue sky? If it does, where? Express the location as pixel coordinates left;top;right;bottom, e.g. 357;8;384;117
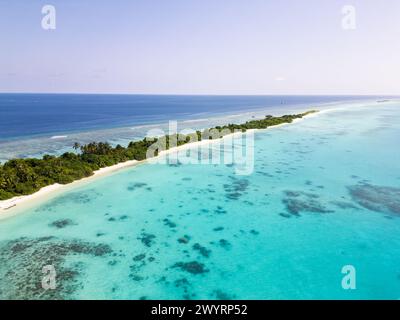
0;0;399;94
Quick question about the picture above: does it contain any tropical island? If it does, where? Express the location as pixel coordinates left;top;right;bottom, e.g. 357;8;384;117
0;110;317;201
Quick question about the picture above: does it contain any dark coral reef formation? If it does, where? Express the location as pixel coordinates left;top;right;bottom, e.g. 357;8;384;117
348;184;400;216
0;236;112;300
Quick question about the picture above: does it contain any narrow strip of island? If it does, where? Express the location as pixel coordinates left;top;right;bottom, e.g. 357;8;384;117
0;110;318;201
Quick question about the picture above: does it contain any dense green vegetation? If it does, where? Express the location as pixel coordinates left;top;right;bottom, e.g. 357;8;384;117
0;110;317;200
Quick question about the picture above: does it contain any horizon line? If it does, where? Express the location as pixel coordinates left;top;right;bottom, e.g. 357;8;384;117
0;92;399;97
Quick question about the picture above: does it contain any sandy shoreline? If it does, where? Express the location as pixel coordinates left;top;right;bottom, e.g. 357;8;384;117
0;159;142;217
0;111;321;218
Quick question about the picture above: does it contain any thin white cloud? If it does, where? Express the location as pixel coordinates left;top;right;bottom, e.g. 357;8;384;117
275;76;286;82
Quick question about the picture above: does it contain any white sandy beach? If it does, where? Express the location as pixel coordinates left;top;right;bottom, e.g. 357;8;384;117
0;159;140;216
0;112;321;217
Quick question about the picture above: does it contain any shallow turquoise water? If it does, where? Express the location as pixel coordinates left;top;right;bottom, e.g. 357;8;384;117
1;101;400;299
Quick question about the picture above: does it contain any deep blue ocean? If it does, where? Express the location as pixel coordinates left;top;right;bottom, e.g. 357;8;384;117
0;94;388;141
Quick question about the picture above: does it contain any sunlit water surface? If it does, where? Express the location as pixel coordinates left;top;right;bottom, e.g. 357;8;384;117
1;101;400;299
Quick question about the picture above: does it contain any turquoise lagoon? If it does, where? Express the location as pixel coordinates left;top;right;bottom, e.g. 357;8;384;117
1;101;400;299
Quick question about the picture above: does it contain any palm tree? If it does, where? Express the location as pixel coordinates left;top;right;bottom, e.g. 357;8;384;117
73;142;81;151
0;175;7;189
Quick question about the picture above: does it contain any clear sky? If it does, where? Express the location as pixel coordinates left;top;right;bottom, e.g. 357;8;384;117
0;0;399;95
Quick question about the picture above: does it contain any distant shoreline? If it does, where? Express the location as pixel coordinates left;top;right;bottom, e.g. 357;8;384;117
0;110;326;219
